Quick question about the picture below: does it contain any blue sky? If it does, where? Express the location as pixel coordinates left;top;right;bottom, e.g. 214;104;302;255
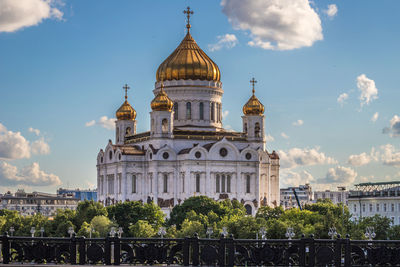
0;0;399;193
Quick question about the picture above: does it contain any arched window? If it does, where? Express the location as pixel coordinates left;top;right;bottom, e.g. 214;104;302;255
163;174;168;193
125;127;131;135
162;119;168;133
186;102;191;119
116;127;120;143
221;174;226;193
245;204;252;215
246;175;251;193
199;102;204;120
132;175;137;193
254;122;260;137
227;175;231;193
195;174;200;193
151;119;155;133
244;123;247;133
216;174;220;193
174;102;178;120
211;102;215;121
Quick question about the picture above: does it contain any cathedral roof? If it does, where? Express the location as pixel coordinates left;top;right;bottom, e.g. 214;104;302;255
243;79;264;116
112;145;144;155
151;82;173;111
156;8;220;82
116;84;136;120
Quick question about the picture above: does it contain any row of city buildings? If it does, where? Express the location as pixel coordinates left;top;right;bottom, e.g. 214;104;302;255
281;181;400;225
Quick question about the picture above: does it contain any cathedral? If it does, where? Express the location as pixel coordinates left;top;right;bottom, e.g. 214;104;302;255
96;8;280;216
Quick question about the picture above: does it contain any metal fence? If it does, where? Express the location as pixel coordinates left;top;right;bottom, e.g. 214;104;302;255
1;233;400;266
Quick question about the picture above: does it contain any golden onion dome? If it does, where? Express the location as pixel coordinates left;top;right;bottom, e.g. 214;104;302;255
243;79;265;115
151;82;173;111
156;14;221;82
116;84;136;120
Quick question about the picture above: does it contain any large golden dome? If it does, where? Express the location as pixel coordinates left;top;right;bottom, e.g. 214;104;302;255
151;82;173;111
243;80;265;115
116;84;136;120
156;32;221;82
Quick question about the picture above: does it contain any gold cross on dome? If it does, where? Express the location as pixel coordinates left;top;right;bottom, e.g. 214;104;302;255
250;78;257;94
123;84;130;100
183;6;194;31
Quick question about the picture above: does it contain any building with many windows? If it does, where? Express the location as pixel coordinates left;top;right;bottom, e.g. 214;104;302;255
57;188;97;202
0;189;79;216
313;189;349;205
96;8;280;216
280;184;312;209
348;181;400;225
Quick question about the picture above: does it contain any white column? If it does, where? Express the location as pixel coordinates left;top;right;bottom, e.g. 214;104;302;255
122;164;127;201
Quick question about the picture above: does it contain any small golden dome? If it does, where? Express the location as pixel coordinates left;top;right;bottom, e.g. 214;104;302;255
151;83;173;112
243;79;265;115
116;84;136;120
156;24;220;82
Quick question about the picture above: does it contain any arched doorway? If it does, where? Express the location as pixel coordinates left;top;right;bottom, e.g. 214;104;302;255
245;204;252;215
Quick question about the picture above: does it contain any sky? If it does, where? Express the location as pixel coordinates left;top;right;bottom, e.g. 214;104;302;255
0;0;399;193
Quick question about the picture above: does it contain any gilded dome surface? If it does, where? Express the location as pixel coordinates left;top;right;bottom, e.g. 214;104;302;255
116;100;136;120
156;32;221;82
151;83;173;111
243;89;265;116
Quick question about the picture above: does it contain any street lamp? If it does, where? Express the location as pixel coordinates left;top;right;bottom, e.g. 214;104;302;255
9;227;15;237
206;227;213;239
109;227;116;237
68;227;75;238
328;227;337;240
285;227;295;240
30;227;36;238
259;227;267;240
221;227;228;238
40;227;45;237
365;227;376;241
117;227;123;238
158;227;166;239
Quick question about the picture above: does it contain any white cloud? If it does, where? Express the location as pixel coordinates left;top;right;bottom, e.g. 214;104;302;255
371;112;379;123
209;34;238;51
337;93;348;106
0;161;61;186
281;132;289;139
324;4;338;18
280;170;314;188
319;166;357;185
379;144;400;167
222;110;229;119
278;147;337;169
357;74;378;106
0;0;63;33
265;134;274;142
31;138;50;155
221;0;323;50
348;152;371;166
292;119;304;126
28;127;40;136
85;116;116;130
0;123;31;160
383;115;400;138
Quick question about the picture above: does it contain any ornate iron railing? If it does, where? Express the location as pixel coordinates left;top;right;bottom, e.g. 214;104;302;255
1;233;400;266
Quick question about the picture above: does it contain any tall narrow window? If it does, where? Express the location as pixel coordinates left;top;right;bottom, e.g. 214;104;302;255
211;102;215;121
186;102;191;119
255;122;260;137
221;174;226;193
246;175;251;193
182;173;185;193
244;123;248;133
196;174;200;193
174;102;178;120
376;204;380;212
163;174;168;193
199;102;204;120
216;174;220;193
118;174;122;194
227;175;231;193
162;119;168;133
132;175;137;193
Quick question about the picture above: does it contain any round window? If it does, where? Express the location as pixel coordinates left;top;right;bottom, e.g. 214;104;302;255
245;153;252;160
219;148;228;157
195;151;201;159
109;151;112;160
163;152;169;159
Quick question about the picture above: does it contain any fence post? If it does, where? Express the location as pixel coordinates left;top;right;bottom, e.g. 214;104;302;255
299;234;306;267
226;234;234;267
105;234;112;265
308;234;315;267
113;235;120;265
78;236;86;265
344;234;351;267
70;233;77;265
1;232;9;264
192;233;199;266
183;237;190;266
334;234;341;267
218;234;226;267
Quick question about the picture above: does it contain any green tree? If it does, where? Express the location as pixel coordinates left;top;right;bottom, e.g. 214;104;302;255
227;216;266;239
107;201;164;233
77;221;99;238
90;215;114;237
74;200;107;229
349;215;392;240
128;220;156;237
176;219;204;238
47;209;76;237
